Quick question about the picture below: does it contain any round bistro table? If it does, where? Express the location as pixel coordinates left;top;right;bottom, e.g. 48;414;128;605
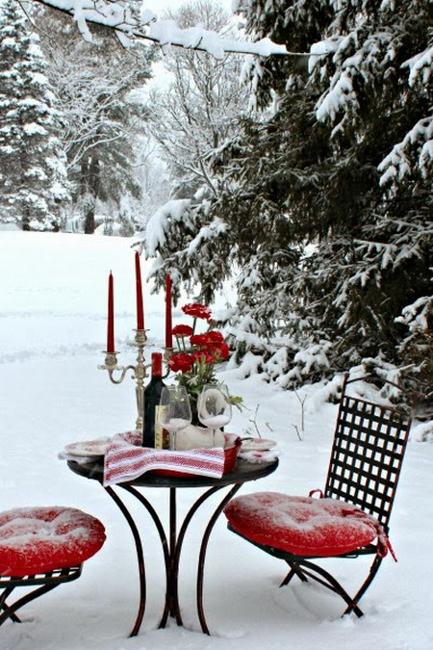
67;457;278;636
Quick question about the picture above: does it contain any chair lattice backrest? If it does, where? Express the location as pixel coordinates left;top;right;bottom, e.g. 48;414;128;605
324;374;411;532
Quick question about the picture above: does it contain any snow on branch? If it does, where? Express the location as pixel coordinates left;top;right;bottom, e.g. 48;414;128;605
310;28;432;189
187;217;226;256
30;0;291;58
378;116;433;187
313;31;394;124
396;296;433;334
403;45;433;87
144;199;191;255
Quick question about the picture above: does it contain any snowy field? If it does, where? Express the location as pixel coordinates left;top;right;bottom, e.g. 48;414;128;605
1;232;432;650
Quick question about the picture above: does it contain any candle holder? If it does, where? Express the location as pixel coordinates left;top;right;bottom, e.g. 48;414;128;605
99;329;148;430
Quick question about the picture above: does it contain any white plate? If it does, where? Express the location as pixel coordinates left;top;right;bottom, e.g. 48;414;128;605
63;438;111;458
241;438;276;451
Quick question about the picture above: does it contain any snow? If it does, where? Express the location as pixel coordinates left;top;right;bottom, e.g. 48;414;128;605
0;507;99;545
1;231;433;649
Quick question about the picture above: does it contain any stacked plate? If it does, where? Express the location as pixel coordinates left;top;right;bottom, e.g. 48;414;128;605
240;438;276;451
62;438;111;461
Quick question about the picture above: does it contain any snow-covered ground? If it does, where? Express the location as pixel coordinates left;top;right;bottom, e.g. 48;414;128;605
1;232;432;650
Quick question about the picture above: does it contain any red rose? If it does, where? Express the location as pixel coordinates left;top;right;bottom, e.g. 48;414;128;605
182;303;212;320
206;330;224;343
172;324;193;337
168;353;195;373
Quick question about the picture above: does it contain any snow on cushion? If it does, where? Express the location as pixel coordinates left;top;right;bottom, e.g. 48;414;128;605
224;492;386;558
0;506;106;577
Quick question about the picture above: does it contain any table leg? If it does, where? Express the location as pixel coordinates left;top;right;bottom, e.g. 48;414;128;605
166;488;183;626
104;486;147;637
120;486;171;629
105;481;243;635
196;483;242;634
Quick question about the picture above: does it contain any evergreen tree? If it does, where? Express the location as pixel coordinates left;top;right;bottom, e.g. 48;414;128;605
143;0;433;394
0;0;69;230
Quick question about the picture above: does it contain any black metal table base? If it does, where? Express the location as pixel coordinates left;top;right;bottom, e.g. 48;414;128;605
105;482;242;636
67;458;278;636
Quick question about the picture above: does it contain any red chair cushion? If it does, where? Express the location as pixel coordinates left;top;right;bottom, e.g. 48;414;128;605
0;506;106;577
224;492;384;558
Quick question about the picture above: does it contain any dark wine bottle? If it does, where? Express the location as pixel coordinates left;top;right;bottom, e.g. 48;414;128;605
142;352;165;448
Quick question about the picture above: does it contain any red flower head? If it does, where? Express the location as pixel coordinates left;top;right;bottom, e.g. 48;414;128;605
182;303;212;321
209;342;230;361
169;353;195;373
206;330;224;343
172;324;193;337
190;333;211;347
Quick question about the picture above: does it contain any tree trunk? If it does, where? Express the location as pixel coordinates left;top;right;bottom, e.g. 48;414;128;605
83;206;95;234
83;155;100;235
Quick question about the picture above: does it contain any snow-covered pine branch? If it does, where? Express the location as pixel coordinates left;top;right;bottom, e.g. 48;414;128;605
29;0;292;58
378;116;433;188
144;199;192;256
309;4;432;193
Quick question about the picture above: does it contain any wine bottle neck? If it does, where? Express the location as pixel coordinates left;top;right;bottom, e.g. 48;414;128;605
151;352;163;378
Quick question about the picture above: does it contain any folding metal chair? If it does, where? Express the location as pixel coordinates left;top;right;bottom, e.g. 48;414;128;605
0;506;106;627
224;373;411;617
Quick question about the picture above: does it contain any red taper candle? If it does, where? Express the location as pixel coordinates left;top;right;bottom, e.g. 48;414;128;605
135;251;144;331
165;273;173;349
107;271;115;353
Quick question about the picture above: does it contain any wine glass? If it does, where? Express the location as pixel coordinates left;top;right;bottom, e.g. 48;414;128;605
159;386;192;450
197;384;232;447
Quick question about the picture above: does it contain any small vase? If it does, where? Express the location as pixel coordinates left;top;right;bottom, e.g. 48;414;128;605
189;397;201;426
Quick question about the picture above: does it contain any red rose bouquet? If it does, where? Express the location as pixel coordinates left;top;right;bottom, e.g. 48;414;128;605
168;302;242;409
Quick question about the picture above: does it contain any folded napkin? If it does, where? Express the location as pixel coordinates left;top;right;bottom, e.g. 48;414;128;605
103;431;225;486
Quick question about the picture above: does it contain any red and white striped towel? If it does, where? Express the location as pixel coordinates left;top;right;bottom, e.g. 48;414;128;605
103;431;225;486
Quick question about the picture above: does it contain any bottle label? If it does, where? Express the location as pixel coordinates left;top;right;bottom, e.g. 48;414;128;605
154;405;169;449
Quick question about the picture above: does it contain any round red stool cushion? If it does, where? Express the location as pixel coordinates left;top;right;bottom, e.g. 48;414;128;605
0;506;106;577
224;492;384;558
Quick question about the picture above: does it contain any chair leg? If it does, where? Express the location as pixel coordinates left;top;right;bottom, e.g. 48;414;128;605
0;587;21;623
0;583;59;627
342;555;383;616
280;561;309;587
293;559;364;618
1;606;22;623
